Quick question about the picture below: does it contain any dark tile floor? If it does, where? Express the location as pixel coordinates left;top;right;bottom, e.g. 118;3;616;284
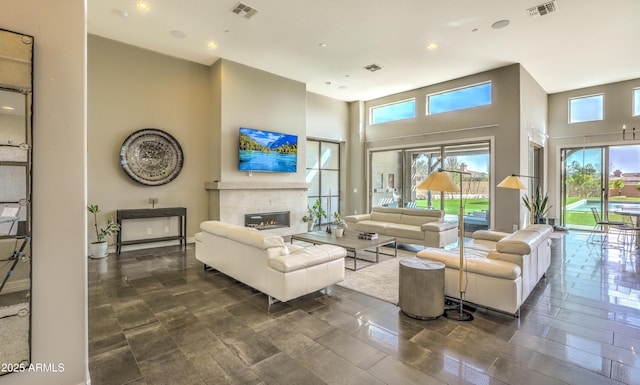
88;232;640;385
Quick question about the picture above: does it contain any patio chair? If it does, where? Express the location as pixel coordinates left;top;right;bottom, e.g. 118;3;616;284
587;207;624;246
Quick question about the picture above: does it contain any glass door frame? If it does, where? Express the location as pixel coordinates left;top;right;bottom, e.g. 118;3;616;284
306;139;341;227
560;145;608;229
367;139;493;232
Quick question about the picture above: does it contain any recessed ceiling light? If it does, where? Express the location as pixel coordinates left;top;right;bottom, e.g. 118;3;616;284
170;30;187;39
318;43;327;48
136;2;150;12
426;43;438;50
2;106;15;110
491;19;510;29
207;41;218;49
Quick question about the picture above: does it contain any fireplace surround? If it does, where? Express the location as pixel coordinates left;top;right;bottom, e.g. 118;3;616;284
205;181;310;236
245;211;290;230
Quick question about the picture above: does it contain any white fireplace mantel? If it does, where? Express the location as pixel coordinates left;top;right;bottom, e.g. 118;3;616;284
205;181;310;190
205;180;311;236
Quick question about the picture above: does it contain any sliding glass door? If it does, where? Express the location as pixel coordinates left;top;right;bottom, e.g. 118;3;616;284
369;141;490;232
561;147;605;230
370;150;403;208
443;143;490;233
561;144;640;229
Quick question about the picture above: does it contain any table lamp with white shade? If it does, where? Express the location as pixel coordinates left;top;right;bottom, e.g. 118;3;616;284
417;168;473;321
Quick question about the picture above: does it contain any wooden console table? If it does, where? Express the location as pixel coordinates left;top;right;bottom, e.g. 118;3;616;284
116;207;187;255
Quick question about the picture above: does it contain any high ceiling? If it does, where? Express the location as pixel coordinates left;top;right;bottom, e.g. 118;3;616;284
87;0;640;102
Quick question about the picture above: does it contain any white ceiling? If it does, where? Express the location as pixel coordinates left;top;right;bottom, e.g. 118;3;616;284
87;0;640;102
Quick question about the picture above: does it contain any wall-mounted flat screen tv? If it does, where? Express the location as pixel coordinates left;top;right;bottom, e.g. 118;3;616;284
238;127;298;173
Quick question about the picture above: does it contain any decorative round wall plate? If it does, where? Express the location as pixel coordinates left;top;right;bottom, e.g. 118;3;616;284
120;128;184;186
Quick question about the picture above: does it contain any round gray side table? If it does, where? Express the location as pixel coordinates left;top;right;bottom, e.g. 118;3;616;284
398;257;445;320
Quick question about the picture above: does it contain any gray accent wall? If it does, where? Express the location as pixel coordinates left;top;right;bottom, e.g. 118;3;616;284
360;64;542;231
547;78;640;219
88;35;212;248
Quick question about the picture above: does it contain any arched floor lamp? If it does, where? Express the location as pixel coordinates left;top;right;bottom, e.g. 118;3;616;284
417;168;473;321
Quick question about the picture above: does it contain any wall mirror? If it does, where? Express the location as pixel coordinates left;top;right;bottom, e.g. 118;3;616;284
0;27;33;374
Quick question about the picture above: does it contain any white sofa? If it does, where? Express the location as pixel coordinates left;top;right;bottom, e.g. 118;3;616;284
345;207;458;247
195;221;346;304
416;224;553;316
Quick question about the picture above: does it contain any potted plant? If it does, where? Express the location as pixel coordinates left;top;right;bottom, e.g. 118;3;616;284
87;204;120;259
522;187;551;224
302;206;315;231
305;199;326;231
332;211;348;237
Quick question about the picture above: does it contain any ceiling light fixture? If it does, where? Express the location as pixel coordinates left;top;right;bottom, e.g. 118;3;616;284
2;106;15;111
491;19;510;29
207;41;218;49
170;30;187;39
136;2;150;12
426;43;438;50
318;43;327;48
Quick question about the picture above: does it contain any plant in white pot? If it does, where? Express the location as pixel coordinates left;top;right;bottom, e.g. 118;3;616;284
332;211;348;237
87;204;120;259
302;206;315;231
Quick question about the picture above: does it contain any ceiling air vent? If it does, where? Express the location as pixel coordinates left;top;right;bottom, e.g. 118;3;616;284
363;64;383;72
230;2;258;19
528;0;558;17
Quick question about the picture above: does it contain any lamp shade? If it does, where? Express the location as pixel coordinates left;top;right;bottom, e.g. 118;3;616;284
497;175;526;190
417;171;459;192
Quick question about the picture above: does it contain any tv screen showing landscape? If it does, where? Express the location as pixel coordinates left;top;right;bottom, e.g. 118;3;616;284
238;127;298;173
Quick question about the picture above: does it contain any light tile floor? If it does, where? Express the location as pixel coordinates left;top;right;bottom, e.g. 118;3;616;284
88;232;640;384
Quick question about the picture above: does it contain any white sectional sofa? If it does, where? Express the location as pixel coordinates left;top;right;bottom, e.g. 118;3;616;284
416;224;553;316
345;207;458;247
195;221;346;305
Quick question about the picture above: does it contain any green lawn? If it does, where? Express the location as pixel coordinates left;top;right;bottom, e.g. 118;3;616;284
416;199;488;215
414;196;639;227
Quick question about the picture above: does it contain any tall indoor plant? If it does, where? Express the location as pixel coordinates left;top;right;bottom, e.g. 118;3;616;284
522;187;551;224
87;204;120;258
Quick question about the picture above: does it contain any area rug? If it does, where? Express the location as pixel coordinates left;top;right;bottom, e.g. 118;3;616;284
336;248;416;305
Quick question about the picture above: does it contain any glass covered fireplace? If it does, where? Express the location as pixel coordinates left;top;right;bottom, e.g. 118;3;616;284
244;211;290;230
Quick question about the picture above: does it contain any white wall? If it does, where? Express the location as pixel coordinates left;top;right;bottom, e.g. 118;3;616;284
306;92;349;142
1;1;88;384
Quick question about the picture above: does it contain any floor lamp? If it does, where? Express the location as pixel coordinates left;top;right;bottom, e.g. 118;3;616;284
497;174;538;226
417;168;473;321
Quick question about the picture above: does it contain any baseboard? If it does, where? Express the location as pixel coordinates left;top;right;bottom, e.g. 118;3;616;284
113;237;195;253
